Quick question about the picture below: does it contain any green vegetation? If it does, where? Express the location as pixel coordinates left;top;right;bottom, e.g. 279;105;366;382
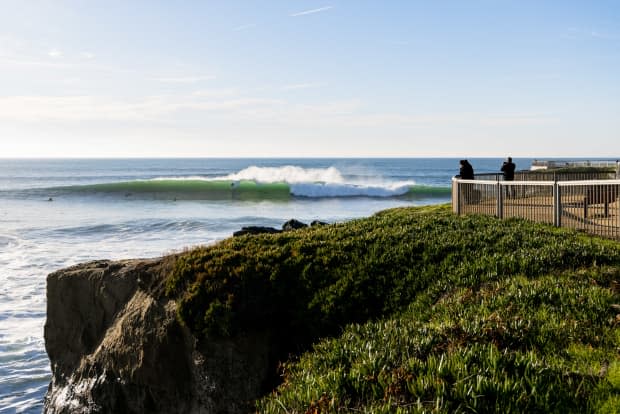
166;205;620;413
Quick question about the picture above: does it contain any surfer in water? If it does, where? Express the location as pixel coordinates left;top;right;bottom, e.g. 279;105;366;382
230;180;240;200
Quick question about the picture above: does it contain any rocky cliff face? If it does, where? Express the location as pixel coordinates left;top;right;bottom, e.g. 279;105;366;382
44;258;274;414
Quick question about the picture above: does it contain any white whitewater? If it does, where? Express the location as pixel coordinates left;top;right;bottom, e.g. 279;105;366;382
222;165;416;198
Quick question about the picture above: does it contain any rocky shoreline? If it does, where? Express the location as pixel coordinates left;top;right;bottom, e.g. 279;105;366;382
44;219;321;413
44;258;274;414
232;218;327;237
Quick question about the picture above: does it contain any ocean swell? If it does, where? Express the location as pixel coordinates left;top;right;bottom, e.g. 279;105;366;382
16;166;451;201
290;182;412;198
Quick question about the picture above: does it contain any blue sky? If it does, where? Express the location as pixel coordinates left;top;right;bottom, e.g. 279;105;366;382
1;1;619;157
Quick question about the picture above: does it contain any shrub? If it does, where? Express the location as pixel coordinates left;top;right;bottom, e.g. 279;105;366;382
165;205;620;412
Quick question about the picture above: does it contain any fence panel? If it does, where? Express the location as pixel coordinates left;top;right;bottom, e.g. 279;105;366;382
523;171;615;182
558;181;620;239
457;180;497;216
452;178;620;240
501;182;555;225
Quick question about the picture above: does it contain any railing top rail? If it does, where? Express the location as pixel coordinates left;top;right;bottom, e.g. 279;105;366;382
500;181;555;186
531;160;619;168
453;178;555;186
472;170;616;181
452;178;495;184
454;178;620;184
557;179;620;186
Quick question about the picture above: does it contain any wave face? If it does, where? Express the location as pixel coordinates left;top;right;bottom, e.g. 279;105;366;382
290;182;412;198
52;179;292;201
21;165;451;201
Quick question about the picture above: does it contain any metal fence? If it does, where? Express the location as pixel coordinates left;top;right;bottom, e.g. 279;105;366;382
531;160;619;170
475;170;616;182
453;178;620;240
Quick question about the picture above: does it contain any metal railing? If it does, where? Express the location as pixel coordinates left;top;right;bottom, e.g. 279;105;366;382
475;170;616;182
453;178;620;240
531;160;619;170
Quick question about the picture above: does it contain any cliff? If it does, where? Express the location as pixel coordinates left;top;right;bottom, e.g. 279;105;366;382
44;259;274;414
44;206;620;413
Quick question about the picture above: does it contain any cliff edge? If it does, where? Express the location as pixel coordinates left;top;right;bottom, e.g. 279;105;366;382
43;206;620;413
44;258;273;414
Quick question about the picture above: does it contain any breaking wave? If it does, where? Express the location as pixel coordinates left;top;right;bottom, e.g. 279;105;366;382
18;166;451;201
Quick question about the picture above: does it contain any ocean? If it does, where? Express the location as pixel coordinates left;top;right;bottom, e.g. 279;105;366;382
0;157;528;413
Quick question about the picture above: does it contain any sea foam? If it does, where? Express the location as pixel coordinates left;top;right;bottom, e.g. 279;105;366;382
223;165;345;184
222;165;415;198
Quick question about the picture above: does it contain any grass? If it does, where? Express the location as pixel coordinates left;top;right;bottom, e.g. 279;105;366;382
165;204;620;413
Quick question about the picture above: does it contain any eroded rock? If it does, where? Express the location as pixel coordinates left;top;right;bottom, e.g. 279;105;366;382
44;258;274;414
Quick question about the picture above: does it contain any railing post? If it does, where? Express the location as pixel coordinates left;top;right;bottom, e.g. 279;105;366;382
454;179;461;216
497;182;503;219
553;181;561;227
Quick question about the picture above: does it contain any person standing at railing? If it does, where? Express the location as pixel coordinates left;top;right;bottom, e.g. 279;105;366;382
501;157;516;198
457;160;478;203
501;157;515;181
458;159;474;179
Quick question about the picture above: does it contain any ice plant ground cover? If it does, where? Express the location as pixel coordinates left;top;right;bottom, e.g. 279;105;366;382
167;205;620;413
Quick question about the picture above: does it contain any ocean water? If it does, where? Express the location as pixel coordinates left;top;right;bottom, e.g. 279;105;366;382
0;157;526;413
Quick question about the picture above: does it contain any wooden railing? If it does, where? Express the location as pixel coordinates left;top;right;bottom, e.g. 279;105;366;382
452;178;620;240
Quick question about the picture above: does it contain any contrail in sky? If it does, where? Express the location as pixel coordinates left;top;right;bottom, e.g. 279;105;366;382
290;6;333;17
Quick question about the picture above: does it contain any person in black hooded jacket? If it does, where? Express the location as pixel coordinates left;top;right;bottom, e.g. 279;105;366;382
501;157;516;181
501;157;516;198
458;159;474;179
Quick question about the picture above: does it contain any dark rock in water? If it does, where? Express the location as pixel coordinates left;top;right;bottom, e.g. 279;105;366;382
310;220;328;227
233;226;282;237
44;259;275;414
282;219;307;231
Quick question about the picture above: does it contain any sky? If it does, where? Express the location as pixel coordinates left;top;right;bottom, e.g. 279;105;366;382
0;0;619;158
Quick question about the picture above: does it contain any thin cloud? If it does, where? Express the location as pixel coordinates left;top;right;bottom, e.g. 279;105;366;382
479;113;557;127
48;48;62;58
0;95;284;122
282;82;325;91
1;56;73;68
0;93;558;137
590;30;619;40
0;34;25;55
192;88;240;98
81;52;95;59
290;6;333;17
233;23;257;32
151;75;215;83
564;27;619;40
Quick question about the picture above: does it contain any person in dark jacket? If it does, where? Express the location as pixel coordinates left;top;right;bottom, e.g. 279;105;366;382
501;157;516;181
458;159;474;179
501;157;516;198
457;160;477;203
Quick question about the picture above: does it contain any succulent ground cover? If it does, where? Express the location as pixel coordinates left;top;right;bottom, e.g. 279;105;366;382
166;204;620;413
